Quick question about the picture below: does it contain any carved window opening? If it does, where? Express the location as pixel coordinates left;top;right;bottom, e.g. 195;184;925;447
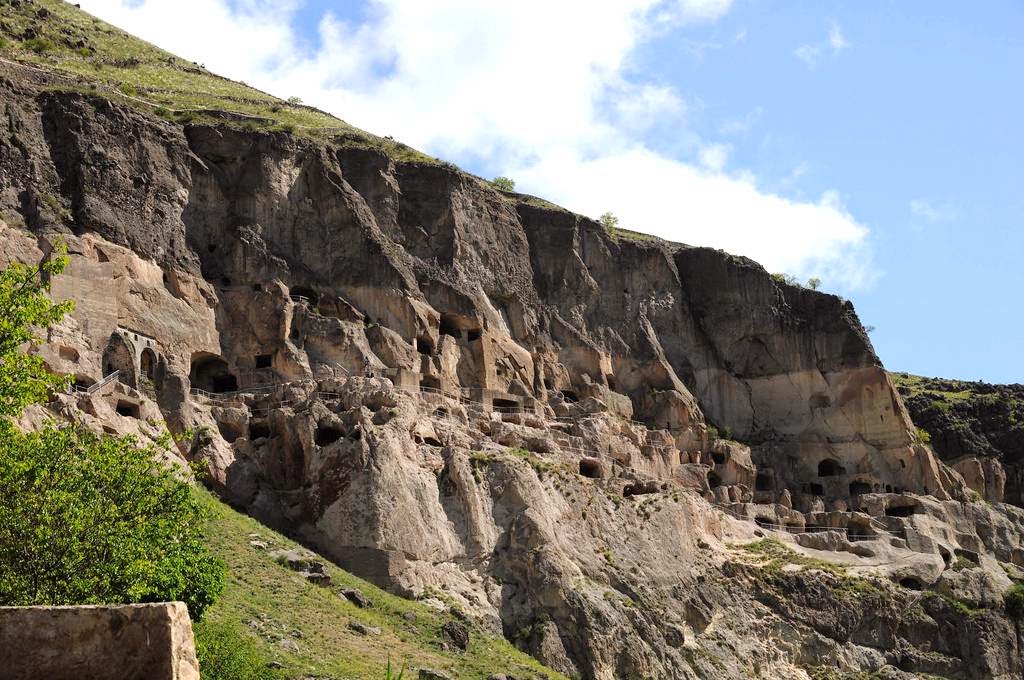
817;459;845;477
849;480;872;496
115;400;140;418
315;425;344;446
578;458;602;479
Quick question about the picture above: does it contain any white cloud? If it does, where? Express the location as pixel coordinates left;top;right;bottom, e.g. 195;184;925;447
910;199;957;226
794;43;822;66
795;20;850;67
828;21;850;53
84;0;874;291
698;143;731;171
717;107;762;136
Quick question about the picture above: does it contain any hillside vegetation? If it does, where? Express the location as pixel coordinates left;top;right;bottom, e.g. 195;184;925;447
892;372;1024;502
0;0;437;162
197;487;564;679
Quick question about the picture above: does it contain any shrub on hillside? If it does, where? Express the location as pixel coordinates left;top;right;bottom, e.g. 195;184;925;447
195;620;276;680
489;176;515;192
0;246;225;619
1005;583;1024;622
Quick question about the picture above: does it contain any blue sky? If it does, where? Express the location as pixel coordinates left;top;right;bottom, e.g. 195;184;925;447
90;0;1023;382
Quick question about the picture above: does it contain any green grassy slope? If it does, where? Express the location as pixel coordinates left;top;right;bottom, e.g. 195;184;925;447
0;0;436;161
196;487;564;679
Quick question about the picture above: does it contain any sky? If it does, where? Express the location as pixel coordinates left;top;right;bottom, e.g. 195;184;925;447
83;0;1024;383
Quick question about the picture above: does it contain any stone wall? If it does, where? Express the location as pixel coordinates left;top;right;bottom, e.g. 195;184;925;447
0;602;199;680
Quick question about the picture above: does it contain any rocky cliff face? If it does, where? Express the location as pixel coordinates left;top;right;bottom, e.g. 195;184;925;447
894;373;1024;506
2;39;1023;679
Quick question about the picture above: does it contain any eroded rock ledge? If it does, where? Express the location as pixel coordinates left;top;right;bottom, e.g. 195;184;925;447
2;67;1021;679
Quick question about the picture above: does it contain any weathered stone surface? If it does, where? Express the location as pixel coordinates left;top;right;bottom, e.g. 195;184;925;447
3;56;1023;679
0;602;199;680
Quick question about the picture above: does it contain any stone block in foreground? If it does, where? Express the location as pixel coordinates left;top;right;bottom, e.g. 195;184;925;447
0;602;199;680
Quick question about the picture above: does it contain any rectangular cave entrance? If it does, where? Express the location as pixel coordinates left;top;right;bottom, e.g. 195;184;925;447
115;400;140;418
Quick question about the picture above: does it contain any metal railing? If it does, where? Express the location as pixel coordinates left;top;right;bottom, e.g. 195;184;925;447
71;370;120;395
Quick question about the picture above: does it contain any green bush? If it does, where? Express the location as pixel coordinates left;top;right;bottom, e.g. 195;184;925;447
195;620;276;680
0;425;225;619
1005;583;1024;621
489;176;515;192
599;212;619;230
0;248;225;619
22;38;56;54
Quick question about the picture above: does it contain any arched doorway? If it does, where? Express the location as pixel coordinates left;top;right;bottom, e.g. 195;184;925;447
817;458;846;477
190;352;238;393
102;334;137;388
140;347;158;381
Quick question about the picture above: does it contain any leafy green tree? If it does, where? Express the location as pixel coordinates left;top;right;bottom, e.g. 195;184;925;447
807;277;822;290
490;176;515;192
0;244;74;416
599;212;619;230
0;248;224;619
195;620;275;680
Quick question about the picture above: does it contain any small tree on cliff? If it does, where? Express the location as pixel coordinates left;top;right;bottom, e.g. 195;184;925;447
489;176;515;192
599;212;619;230
0;247;224;619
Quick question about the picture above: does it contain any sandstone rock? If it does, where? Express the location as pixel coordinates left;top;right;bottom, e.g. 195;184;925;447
441;620;469;651
348;621;381;636
0;602;199;680
341;588;371;608
418;669;453;680
1;57;1019;680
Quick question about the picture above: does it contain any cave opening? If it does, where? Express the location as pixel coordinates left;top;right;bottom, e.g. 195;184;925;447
71;375;95;391
217;421;242;443
439;314;461;339
817;458;846;477
115;400;140;419
255;354;273;369
885;505;918;518
898;577;923;591
755;472;772;491
623;482;654;497
754;516;775;529
140;347;158;380
249;422;271;440
102;333;137;387
190;353;237;393
421;375;441;391
315;425;345;446
290;285;319;304
467;328;482;342
416;336;434;356
954;548;979;565
493;398;519;411
849;480;872;496
711;451;727;465
579;458;602;479
561;390;579;403
707;471;722;488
